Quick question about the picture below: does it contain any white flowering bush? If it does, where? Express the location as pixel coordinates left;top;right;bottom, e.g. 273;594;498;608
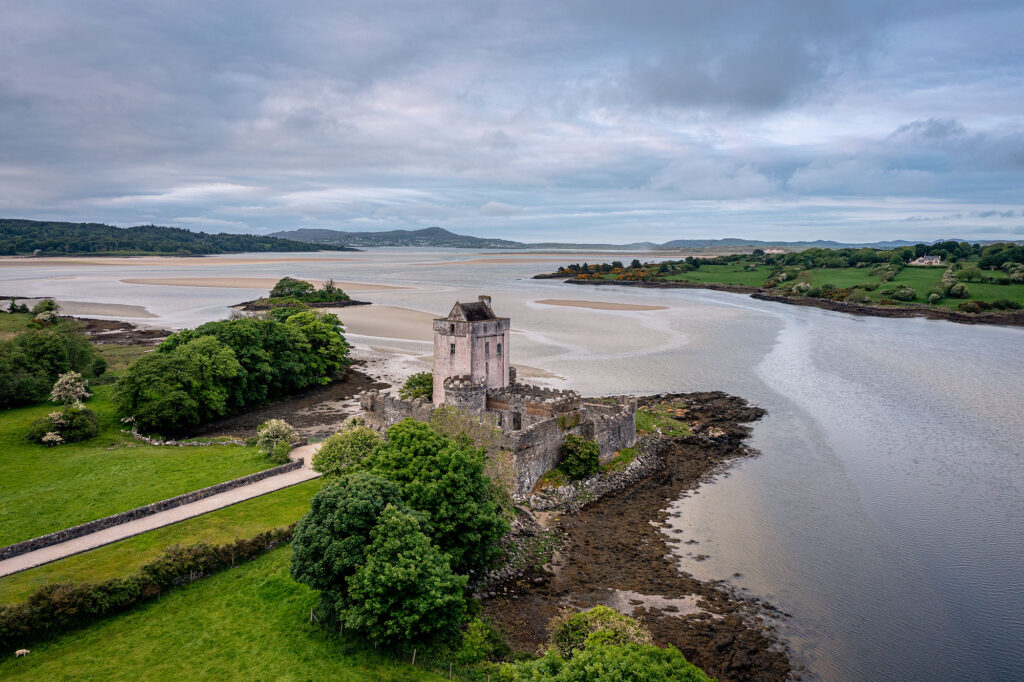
255;419;296;456
50;371;91;406
41;431;65;447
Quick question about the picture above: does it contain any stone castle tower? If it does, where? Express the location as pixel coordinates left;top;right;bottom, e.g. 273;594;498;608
432;295;510;405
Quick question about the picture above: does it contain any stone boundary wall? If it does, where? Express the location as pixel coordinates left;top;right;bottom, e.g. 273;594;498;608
0;459;304;561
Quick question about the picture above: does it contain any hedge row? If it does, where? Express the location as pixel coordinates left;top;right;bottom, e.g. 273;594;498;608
0;525;294;653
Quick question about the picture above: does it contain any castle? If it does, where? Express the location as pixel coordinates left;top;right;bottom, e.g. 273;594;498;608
360;296;638;495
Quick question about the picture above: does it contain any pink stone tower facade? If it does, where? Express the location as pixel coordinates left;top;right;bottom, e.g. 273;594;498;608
432;295;511;405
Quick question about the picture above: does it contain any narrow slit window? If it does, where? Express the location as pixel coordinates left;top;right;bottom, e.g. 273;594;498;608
485;341;490;355
450;343;455;356
497;342;502;356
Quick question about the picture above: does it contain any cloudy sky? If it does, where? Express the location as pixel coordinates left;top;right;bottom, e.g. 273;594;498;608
2;1;1022;243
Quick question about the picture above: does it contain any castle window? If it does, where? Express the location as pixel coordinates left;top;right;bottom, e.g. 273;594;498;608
497;342;502;356
485;341;490;355
450;343;455;356
449;324;455;333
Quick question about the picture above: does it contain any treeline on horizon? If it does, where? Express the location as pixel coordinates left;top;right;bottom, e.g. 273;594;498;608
558;240;1024;274
0;219;326;256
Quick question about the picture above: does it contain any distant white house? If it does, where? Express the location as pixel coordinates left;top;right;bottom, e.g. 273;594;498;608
910;255;943;266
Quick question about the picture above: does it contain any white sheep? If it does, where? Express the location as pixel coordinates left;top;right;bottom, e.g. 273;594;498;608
15;649;30;657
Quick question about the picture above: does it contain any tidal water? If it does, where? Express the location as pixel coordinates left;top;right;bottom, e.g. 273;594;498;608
3;249;1022;680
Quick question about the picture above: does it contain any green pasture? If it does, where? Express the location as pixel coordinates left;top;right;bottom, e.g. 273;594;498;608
0;386;272;546
0;479;323;604
0;546;450;681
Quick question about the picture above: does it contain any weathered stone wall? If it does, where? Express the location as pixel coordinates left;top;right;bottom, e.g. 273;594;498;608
443;376;487;414
360;390;433;431
359;387;637;496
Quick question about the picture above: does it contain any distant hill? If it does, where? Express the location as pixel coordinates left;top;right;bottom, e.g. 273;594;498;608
0;219;354;256
270;226;522;249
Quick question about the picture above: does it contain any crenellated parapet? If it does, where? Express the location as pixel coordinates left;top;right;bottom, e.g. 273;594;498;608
442;375;487;413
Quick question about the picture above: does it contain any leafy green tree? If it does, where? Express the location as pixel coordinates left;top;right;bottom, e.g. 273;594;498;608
398;371;433;400
560;434;600;480
284;311;349;381
270;277;315;298
290;472;406;618
344;504;467;648
311;426;383;477
366;419;509;574
175;336;242;420
113;352;202;434
0;327;96;408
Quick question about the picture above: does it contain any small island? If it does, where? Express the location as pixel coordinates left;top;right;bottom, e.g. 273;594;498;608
535;241;1024;326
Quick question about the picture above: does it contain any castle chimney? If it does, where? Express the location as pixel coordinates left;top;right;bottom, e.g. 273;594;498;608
478;295;492;308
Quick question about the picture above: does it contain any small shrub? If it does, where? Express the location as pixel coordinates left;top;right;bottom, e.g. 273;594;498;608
990;299;1022;310
91;356;107;378
311;426;383;476
398;371;433;400
30;298;58;315
948;282;969;298
804;287;822;298
255;418;296;455
269;439;292;464
891;286;916;302
549;605;654;658
560;434;599;480
27;406;99;445
457;617;510;665
535;468;568;491
928;293;942;305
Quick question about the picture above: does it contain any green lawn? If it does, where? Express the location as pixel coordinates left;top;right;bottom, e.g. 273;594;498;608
0;546;450;681
0;386;273;546
806;267;885;289
94;342;152;372
0;479;323;604
635;404;692;437
0;312;32;335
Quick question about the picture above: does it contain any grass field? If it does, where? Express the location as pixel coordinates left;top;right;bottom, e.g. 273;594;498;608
0;312;32;336
0;479;323;604
0;386;273;546
635;404;692;437
0;546;450;681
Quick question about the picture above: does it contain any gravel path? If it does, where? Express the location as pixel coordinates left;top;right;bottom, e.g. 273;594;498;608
0;444;321;579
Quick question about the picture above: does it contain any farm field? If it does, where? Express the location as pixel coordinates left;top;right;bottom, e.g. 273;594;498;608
0;479;323;603
0;386;272;546
0;546;449;681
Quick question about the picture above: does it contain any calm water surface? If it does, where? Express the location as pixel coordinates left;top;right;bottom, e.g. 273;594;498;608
3;249;1022;680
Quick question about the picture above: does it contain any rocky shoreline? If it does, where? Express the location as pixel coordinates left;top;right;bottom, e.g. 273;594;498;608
482;391;793;682
547;276;1024;327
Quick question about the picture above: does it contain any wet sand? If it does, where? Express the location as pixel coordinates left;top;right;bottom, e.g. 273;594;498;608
535;298;668;311
327;305;438;341
16;299;159;319
121;277;405;291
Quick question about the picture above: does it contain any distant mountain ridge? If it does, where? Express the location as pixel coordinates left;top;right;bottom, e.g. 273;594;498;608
0;219;357;256
269;226;522;248
269;227;1007;251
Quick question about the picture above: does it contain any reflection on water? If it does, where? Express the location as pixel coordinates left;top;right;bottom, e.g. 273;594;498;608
3;249;1023;680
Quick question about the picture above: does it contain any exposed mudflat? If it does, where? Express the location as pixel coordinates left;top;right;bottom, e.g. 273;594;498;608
483;392;792;682
72;317;170;345
184;363;389;439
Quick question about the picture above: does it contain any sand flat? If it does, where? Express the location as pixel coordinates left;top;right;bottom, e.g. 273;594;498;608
324;305;438;342
535;298;668;311
121;277;405;291
57;301;158;318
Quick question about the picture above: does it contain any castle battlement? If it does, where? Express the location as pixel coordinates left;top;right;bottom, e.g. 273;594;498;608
360;296;637;494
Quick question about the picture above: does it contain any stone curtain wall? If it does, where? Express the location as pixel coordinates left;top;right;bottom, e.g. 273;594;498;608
359;388;638;495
